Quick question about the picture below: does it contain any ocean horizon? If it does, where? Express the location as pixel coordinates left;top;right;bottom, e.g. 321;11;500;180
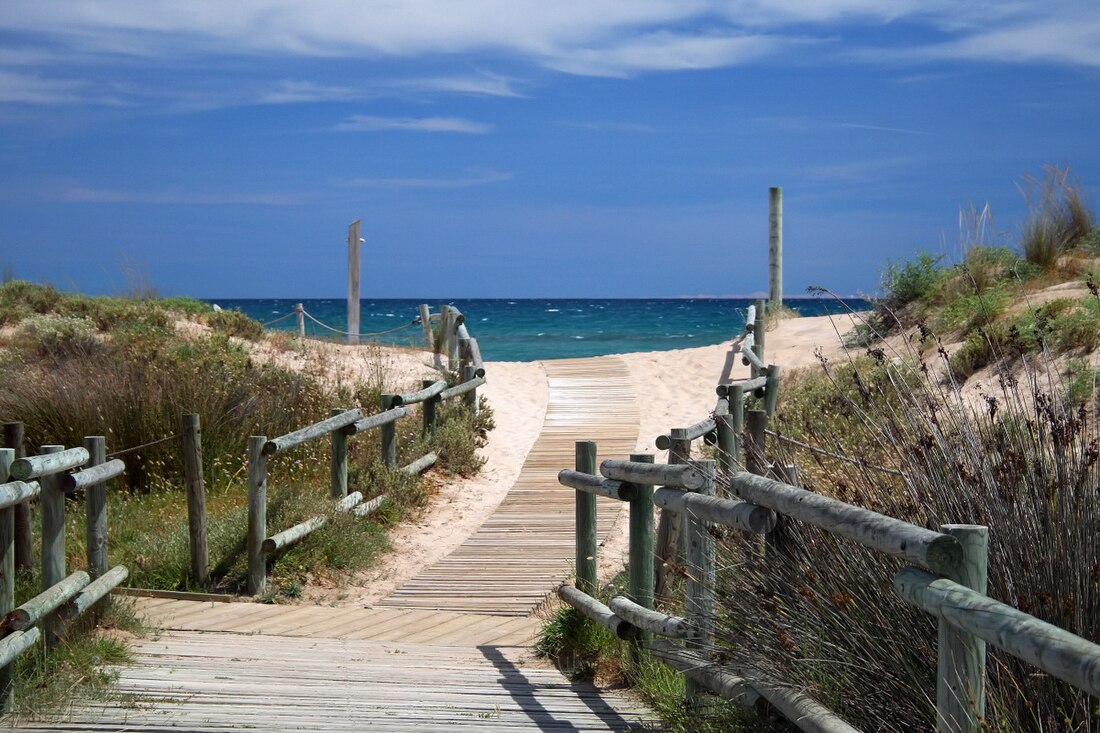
214;297;870;362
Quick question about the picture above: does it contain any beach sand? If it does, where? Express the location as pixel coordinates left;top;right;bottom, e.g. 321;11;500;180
296;310;865;605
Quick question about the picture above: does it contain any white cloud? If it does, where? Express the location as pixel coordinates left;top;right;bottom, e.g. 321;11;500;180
909;18;1100;67
334;115;494;133
840;122;929;136
259;80;359;104
54;185;305;205
0;69;87;104
345;170;513;189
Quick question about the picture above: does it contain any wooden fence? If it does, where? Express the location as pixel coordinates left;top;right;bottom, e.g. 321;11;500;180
555;302;1100;733
0;439;130;712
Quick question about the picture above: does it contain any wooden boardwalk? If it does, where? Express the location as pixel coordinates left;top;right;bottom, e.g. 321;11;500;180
12;356;650;731
380;357;640;615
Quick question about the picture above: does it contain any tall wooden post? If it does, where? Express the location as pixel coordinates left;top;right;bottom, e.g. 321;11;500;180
39;444;64;648
937;524;989;733
2;423;30;574
753;298;766;378
246;436;267;596
347;220;362;346
655;428;690;600
575;441;598;596
295;303;305;338
685;459;717;704
419;304;433;350
380;395;397;469
421;381;438;438
330;408;348;499
628;452;655;666
0;448;14;712
769;186;783;311
84;436;108;581
181;414;209;588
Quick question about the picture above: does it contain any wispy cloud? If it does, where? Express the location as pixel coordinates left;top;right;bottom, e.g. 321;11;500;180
393;73;524;98
54;185;306;205
840;122;929;136
259;80;360;104
345;170;512;189
558;120;657;133
805;156;916;183
334;115;494;133
0;70;88;104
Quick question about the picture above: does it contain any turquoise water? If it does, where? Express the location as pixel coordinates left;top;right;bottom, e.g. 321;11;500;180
214;298;869;362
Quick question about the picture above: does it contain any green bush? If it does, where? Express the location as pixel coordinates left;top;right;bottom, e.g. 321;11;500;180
1021;164;1096;267
206;308;265;340
880;251;945;307
15;314;100;357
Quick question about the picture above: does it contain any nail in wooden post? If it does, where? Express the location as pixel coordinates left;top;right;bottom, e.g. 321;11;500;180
421;381;438;438
0;448;14;712
461;365;478;414
937;524;988;733
575;441;598;596
655;429;690;600
84;436;108;583
246;436;267;596
39;444;64;647
753;299;766;378
2;423;31;574
330;408;348;498
380;395;397;468
295;303;305;338
685;459;717;705
181;414;210;588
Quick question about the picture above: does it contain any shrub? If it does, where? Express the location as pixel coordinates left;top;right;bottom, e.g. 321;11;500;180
880;252;945;307
15;314;100;357
206;308;265;340
1020;164;1096;267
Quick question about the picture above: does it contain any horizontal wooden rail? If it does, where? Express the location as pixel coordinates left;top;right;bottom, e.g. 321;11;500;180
653;487;776;534
0;480;39;510
895;567;1100;697
57;566;128;622
392;380;446;407
558;470;636;501
0;629;40;669
62;459;125;493
600;460;705;491
440;377;486;401
716;376;767;398
263;409;364;455
741;334;765;369
730;471;962;575
655;417;715;450
558;585;635;640
401;452;438;475
8;570;91;631
650;640;758;705
346;406;408;436
9;447;88;481
353;494;387;517
609;596;690;639
262;491;366;555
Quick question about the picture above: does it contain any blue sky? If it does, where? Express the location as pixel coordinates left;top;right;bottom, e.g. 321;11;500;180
0;1;1097;298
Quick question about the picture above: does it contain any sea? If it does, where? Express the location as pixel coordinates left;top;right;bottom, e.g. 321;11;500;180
214;298;870;363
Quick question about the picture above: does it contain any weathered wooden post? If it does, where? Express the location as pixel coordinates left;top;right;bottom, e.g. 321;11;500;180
181;413;209;588
421;381;438;438
39;444;64;647
729;384;745;469
295;303;305;338
937;524;989;733
769;186;783;311
575;441;598;596
654;428;690;601
347;219;362;346
84;436;108;582
2;422;30;574
768;464;800;561
685;459;717;705
0;448;14;711
716;407;735;478
753;299;766;378
419;304;433;350
461;365;479;414
745;410;768;477
330;408;348;499
764;365;781;417
380;395;397;469
628;453;654;666
246;436;267;596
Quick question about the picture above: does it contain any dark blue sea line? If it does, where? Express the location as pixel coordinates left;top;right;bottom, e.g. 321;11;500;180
211;298;870;362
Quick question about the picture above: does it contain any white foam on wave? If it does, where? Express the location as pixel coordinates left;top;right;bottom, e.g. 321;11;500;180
546;308;560;313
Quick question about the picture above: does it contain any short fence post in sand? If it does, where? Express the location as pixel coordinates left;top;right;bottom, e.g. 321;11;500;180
295;303;305;338
421;381;438;438
181;413;209;588
419;304;433;349
39;444;64;647
752;299;766;378
769;186;783;311
763;364;781;417
84;436;108;582
246;436;268;596
628;452;655;665
745;410;768;478
768;463;800;561
655;428;690;601
2;422;31;574
380;395;397;468
728;385;745;470
684;459;717;706
346;220;362;346
330;408;348;498
716;411;735;478
0;447;14;711
937;524;988;733
461;365;479;414
575;441;598;596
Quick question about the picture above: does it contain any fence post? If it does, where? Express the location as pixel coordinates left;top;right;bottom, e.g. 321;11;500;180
763;364;781;417
419;304;433;349
752;298;766;378
181;413;210;588
421;381;438;438
295;303;305;338
246;436;268;596
685;459;717;705
769;186;783;310
745;410;768;477
380;395;397;468
84;436;108;583
2;422;31;574
0;448;14;712
461;365;479;414
346;220;361;346
39;444;64;647
575;441;598;596
937;524;988;733
655;428;690;601
716;412;735;478
330;408;349;499
628;453;655;665
729;385;745;469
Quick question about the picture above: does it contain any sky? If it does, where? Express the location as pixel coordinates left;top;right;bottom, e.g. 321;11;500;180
0;1;1097;299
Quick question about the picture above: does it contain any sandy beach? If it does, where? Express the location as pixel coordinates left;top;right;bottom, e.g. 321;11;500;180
302;310;865;605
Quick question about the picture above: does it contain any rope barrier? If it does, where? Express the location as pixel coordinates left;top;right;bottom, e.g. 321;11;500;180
765;429;907;478
300;309;420;338
107;432;182;459
261;311;297;327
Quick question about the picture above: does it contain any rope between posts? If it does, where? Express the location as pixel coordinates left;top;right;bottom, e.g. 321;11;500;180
106;432;182;459
765;429;908;478
301;309;420;338
261;311;297;327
